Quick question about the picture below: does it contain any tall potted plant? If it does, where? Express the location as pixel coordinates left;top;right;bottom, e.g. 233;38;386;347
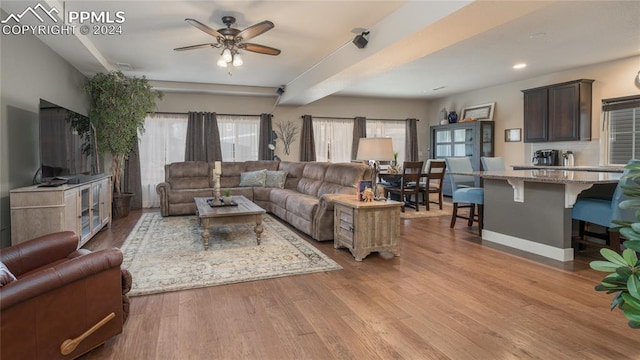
590;162;640;329
83;70;163;217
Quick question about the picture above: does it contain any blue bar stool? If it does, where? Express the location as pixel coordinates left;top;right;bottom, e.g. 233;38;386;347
445;157;484;236
572;159;638;250
481;156;506;171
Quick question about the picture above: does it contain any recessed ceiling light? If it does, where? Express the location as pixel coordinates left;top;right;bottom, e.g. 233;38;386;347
513;63;527;70
529;32;546;39
116;62;132;71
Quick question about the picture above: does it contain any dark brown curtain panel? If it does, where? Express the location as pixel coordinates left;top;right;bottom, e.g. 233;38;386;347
258;113;273;160
185;112;222;161
300;115;316;161
351;116;367;160
124;135;142;209
405;118;419;161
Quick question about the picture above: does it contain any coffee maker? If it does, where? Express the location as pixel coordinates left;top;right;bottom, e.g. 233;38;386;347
532;149;560;166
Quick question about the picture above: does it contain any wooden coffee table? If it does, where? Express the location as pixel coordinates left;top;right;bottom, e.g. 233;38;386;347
194;195;266;250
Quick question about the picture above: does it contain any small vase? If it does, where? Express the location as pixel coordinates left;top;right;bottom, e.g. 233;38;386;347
448;111;458;123
222;196;234;204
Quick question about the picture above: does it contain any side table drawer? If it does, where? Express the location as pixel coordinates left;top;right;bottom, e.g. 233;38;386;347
334;204;354;246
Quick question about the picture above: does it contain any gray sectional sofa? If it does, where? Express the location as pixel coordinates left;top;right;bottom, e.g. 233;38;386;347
156;160;372;241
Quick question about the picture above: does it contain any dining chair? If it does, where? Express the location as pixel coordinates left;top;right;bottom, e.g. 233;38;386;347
419;160;447;210
445;157;484;236
572;159;638;250
481;156;506;171
384;161;424;212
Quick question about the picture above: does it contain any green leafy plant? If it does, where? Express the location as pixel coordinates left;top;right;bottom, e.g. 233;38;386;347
83;70;163;195
590;162;640;329
222;189;231;197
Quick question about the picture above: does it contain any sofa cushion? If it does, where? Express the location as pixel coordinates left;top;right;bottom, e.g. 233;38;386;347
278;161;306;189
269;188;295;209
168;189;213;204
239;169;267;187
167;162;211;189
297;162;329;196
265;170;288;188
244;160;280;172
0;261;16;286
286;194;319;222
317;163;367;197
216;162;246;188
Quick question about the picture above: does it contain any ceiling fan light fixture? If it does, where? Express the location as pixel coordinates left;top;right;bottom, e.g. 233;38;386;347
232;53;243;67
222;48;233;62
217;56;228;67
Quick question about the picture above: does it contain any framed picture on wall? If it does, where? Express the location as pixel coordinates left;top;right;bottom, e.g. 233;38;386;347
505;128;521;142
461;102;495;121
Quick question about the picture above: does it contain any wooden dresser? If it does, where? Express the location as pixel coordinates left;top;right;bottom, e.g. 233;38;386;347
333;196;402;261
10;175;112;248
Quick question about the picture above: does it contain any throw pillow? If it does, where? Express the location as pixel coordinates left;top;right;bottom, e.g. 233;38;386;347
0;260;16;287
265;170;288;189
239;169;267;187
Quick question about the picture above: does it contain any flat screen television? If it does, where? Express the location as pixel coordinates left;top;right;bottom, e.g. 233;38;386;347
39;99;96;181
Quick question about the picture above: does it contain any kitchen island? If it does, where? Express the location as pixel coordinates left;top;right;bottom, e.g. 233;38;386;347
465;168;621;262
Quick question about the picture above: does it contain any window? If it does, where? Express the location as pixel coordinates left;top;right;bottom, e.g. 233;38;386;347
604;96;640;165
313;118;354;162
217;115;260;161
366;120;406;164
139;113;188;207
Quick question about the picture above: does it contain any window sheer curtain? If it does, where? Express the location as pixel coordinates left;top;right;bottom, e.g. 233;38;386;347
139;113;188;208
313;118;354;162
217;115;260;161
300;115;316;161
366;120;407;164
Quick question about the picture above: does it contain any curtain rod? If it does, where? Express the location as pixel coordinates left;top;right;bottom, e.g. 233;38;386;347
307;115;418;121
149;111;263;117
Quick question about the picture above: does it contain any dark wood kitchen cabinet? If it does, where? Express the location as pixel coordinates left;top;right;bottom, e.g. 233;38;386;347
522;79;593;142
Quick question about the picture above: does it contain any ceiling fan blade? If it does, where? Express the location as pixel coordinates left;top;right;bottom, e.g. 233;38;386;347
185;18;223;39
242;43;281;56
173;43;216;51
236;21;274;41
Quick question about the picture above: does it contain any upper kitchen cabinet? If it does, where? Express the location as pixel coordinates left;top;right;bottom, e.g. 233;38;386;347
522;79;593;142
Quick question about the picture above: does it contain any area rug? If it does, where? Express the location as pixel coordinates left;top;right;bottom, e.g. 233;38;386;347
121;212;342;296
399;194;453;219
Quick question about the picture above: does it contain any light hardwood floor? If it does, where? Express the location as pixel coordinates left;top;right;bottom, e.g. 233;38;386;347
81;209;639;360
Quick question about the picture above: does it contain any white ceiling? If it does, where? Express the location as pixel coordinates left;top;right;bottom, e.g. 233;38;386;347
2;1;639;105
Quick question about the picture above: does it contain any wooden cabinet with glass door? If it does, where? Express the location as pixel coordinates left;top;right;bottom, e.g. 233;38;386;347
430;121;494;196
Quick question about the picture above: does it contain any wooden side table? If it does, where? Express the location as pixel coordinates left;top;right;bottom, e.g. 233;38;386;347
333;196;402;261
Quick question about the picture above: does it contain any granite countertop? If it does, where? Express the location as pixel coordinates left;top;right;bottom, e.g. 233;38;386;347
478;168;622;184
511;165;624;173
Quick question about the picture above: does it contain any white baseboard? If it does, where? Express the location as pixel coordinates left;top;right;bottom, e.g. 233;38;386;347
482;230;574;262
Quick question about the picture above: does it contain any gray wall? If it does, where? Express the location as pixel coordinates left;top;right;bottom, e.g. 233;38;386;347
0;25;88;247
425;56;640;168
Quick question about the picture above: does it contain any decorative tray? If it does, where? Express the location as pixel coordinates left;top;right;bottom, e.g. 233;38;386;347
207;198;238;207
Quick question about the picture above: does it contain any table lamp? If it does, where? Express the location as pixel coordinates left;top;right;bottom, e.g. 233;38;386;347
356;137;395;199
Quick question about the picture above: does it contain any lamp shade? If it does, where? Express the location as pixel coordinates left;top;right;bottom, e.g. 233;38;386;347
356;137;394;161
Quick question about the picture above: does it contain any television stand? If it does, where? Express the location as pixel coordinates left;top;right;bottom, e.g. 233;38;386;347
67;173;106;184
10;175;112;247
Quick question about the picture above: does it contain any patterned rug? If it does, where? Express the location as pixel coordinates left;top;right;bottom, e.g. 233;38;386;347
121;212;342;296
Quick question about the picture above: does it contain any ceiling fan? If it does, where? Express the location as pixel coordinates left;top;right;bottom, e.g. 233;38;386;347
174;16;281;70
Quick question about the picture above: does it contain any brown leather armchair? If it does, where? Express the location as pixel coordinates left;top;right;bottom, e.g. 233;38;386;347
0;231;131;359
